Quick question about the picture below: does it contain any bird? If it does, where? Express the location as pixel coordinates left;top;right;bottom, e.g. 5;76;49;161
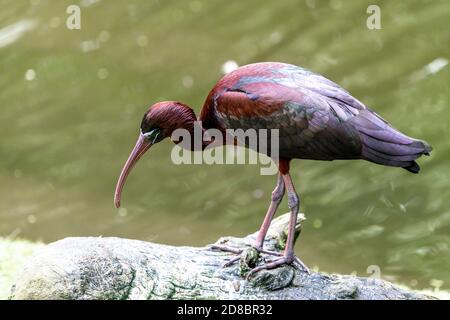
114;62;432;276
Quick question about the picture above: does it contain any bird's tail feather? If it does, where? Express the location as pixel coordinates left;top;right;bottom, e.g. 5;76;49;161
354;111;432;173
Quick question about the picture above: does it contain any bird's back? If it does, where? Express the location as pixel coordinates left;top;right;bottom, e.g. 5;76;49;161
200;62;431;172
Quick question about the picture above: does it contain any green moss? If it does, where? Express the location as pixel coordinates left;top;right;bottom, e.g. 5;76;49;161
238;247;260;277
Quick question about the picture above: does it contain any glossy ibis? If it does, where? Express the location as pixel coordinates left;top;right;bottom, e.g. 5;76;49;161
114;62;431;275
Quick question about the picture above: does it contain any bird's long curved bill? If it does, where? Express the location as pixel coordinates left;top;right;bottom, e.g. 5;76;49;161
114;133;151;208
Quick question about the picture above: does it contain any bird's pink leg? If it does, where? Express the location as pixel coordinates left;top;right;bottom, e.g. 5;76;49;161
253;172;285;250
283;173;298;260
210;173;284;266
247;172;309;278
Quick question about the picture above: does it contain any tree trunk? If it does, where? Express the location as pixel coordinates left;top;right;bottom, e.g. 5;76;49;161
9;213;432;300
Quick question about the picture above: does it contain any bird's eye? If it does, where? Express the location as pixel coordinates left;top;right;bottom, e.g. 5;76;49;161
142;128;162;144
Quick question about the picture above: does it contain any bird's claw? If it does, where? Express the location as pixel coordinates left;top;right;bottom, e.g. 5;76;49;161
210;244;281;267
245;256;292;280
293;256;310;274
221;255;241;268
210;243;309;276
245;255;309;279
209;244;244;267
210;244;243;255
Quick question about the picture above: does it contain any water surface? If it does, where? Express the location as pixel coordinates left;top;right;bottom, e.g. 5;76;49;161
1;0;449;290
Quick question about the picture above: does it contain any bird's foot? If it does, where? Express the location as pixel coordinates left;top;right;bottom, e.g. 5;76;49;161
210;244;309;277
246;255;310;280
209;244;243;267
209;244;282;267
210;244;243;255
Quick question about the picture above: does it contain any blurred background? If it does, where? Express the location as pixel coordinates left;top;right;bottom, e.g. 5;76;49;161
0;0;449;291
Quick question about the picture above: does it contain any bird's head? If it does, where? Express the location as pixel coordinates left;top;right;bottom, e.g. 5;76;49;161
114;101;196;208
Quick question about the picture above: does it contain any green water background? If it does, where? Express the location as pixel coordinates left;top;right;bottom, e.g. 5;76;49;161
1;0;449;290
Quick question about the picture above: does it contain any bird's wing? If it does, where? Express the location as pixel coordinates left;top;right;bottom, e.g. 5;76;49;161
202;63;430;169
271;63;367;115
211;74;364;160
215;62;366;117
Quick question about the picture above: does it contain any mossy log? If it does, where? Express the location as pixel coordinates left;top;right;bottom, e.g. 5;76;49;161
9;213;431;300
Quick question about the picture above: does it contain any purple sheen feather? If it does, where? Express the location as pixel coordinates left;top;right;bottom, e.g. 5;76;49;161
361;133;424;156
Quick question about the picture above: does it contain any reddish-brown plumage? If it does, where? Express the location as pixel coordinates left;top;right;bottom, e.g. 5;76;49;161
114;62;431;276
116;61;431;208
200;63;296;126
199;89;222;131
214;83;301;118
142;101;197;138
